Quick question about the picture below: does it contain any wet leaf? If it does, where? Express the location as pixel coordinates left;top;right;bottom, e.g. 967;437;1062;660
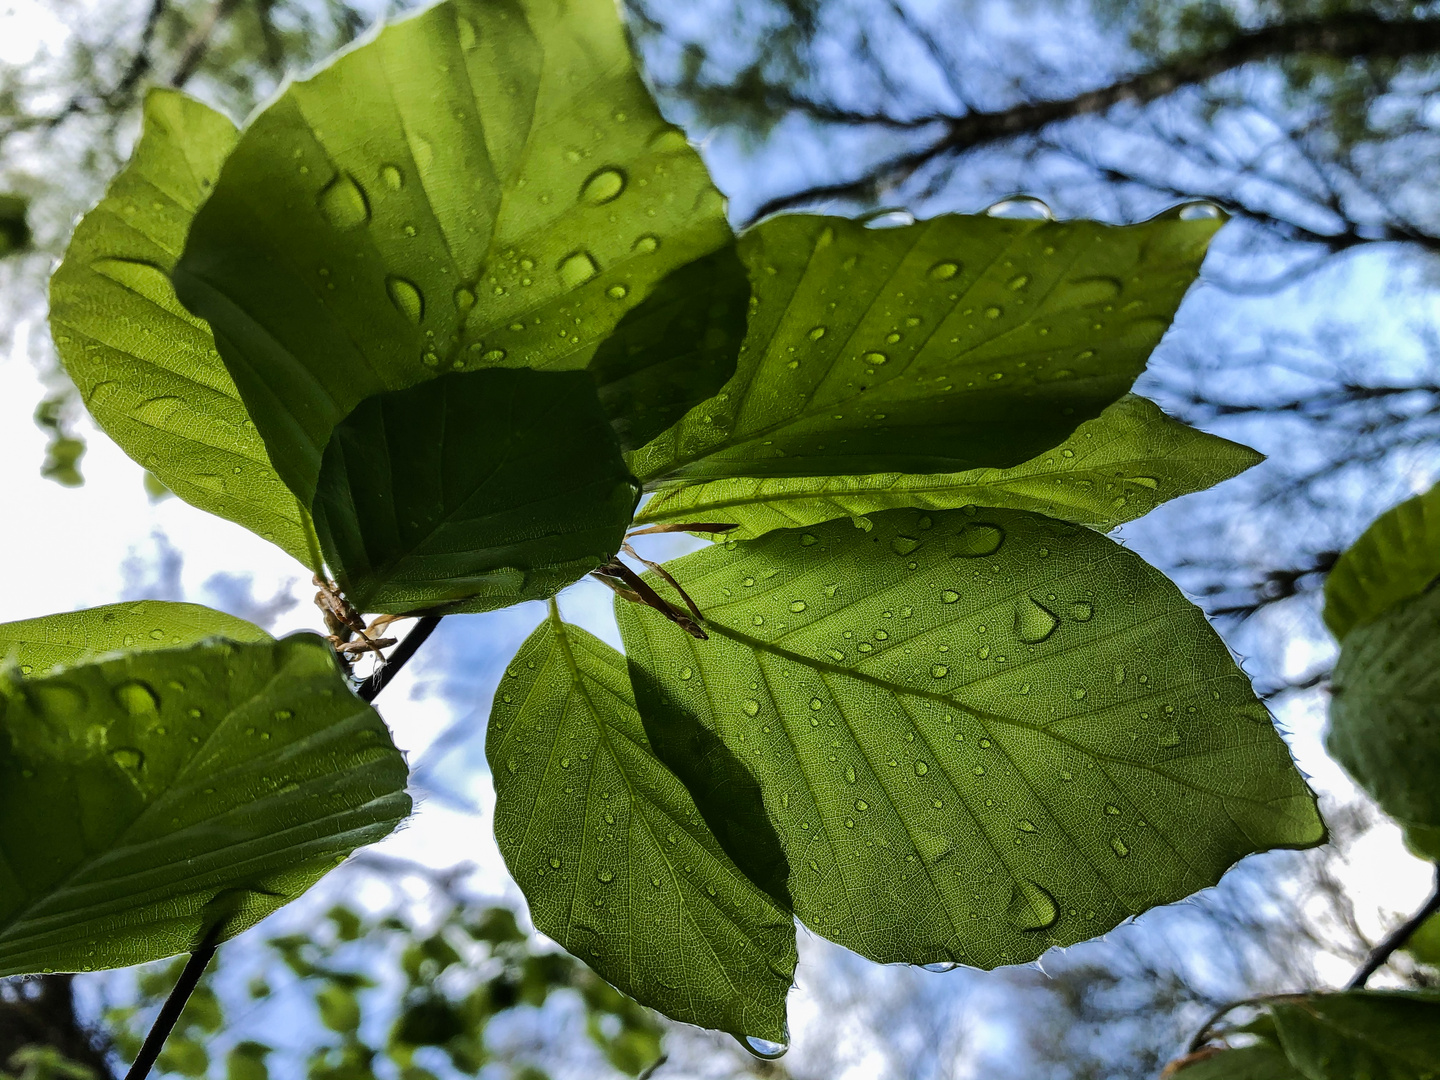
0;600;269;677
1325;481;1440;642
487;611;795;1041
173;0;732;506
636;395;1260;537
0;634;409;975
49;89;317;568
618;508;1321;967
311;368;638;614
630;211;1220;485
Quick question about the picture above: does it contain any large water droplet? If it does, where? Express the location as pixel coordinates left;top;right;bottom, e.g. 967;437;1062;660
1013;598;1058;644
580;167;626;205
27;681;88;719
986;196;1053;220
922;961;959;973
112;680;159;715
632;234;659;254
738;1035;789;1060
558;250;599;288
317;172;370;229
132;396;184;429
1069;601;1094;622
1007;879;1059;931
1053;276;1122;309
951;523;1004;557
380;164;404;191
91;257;175;305
386;277;424;324
1175;200;1225;221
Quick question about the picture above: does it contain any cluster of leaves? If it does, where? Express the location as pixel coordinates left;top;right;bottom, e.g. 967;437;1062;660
95;898;666;1080
5;0;1334;1057
1163;480;1440;1075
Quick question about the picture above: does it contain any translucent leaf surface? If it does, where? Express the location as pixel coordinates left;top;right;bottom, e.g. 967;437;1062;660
629;211;1220;486
0;601;269;676
0;634;410;975
594;246;751;455
1268;991;1440;1080
486;610;796;1040
1325;481;1440;642
1329;584;1440;859
617;508;1321;967
49;89;317;567
311;368;638;614
173;0;732;505
636;395;1260;537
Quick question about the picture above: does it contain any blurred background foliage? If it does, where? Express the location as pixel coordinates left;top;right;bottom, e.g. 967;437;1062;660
7;0;1440;1076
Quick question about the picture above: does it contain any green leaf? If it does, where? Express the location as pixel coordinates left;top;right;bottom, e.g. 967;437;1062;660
486;610;796;1041
311;368;638;614
48;89;318;569
616;508;1322;967
595;245;751;455
1404;910;1440;967
1325;481;1440;642
173;0;732;506
1328;584;1440;859
1167;1044;1306;1079
1268;991;1440;1080
0;601;269;677
0;634;410;976
628;211;1221;486
635;395;1261;537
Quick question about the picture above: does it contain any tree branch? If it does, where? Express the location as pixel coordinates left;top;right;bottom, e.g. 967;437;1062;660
746;12;1440;222
1346;863;1440;989
357;615;442;703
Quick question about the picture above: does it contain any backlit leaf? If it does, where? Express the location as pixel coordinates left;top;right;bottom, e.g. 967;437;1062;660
1167;1044;1305;1079
487;610;796;1041
635;395;1260;537
1328;583;1440;860
1269;991;1440;1080
48;89;317;568
1325;481;1440;642
629;211;1220;486
173;0;732;506
618;508;1322;967
0;634;410;975
311;368;638;614
0;601;268;676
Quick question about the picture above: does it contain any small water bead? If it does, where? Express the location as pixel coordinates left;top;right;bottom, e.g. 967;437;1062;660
557;250;599;288
606;284;629;300
890;535;921;556
1104;804;1121;816
855;799;869;811
317;172;370;229
1013;597;1059;644
863;351;889;366
952;524;1004;557
380;163;404;190
941;589;960;604
1007;879;1059;931
931;665;950;679
743;699;761;716
596;869;615;883
1071;687;1087;701
789;600;807;613
922;961;959;973
679;667;693;681
928;260;960;281
914;761;929;776
800;534;818;547
1177;200;1224;220
1069;601;1094;622
386;277;424;323
808;325;827;340
112;680;159;715
986;196;1053;220
549;856;562;869
580;167;626;205
1110;837;1131;858
110;746;145;771
984;306;1002;319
